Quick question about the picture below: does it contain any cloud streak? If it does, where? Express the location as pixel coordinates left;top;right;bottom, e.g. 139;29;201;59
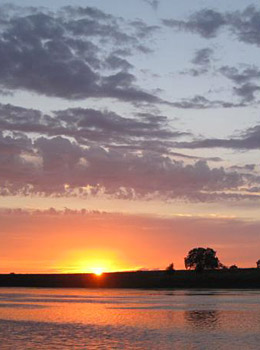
174;124;260;150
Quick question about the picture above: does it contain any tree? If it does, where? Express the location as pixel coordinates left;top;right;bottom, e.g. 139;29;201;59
257;260;260;269
229;265;238;270
165;262;175;275
184;247;221;272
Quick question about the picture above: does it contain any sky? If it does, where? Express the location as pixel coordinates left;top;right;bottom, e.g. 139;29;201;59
0;0;260;273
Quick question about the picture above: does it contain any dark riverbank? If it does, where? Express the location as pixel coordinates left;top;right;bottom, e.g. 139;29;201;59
1;269;260;288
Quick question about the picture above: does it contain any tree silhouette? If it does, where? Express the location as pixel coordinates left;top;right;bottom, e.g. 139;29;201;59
184;247;221;272
165;262;175;275
257;260;260;269
229;265;238;270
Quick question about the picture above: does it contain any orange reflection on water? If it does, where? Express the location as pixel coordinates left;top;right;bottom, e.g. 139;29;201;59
1;288;260;336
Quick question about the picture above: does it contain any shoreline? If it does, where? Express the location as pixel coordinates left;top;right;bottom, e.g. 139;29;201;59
1;269;260;289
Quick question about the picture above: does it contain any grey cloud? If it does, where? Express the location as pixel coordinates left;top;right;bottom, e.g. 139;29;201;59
234;83;260;102
163;9;226;38
163;6;260;47
0;103;184;149
227;6;260;46
192;48;213;66
245;186;260;193
182;47;214;77
219;66;260;85
0;132;37;194
230;164;256;171
0;103;247;200
171;95;245;109
104;55;133;71
62;6;113;20
174;124;260;150
219;66;260;102
130;20;160;39
0;5;162;104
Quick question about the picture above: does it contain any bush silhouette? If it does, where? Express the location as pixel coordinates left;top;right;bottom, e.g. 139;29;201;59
165;263;175;275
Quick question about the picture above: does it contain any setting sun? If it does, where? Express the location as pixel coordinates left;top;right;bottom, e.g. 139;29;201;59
91;267;104;276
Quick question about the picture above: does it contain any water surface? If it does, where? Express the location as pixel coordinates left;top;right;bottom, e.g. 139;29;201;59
0;288;260;349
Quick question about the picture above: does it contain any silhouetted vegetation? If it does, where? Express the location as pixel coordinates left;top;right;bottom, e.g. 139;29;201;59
229;265;238;270
257;260;260;269
184;247;221;272
165;263;175;275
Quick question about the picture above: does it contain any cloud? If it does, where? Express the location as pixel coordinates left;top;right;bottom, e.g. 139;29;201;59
192;48;213;66
171;95;245;109
233;83;260;102
0;5;162;104
180;48;214;77
104;55;133;71
163;6;260;47
219;65;260;85
163;9;226;38
0;102;254;201
227;5;260;46
177;63;260;108
230;164;256;172
219;65;260;102
173;123;260;150
0;102;247;200
0;103;184;147
0;102;227;162
245;186;260;193
0;130;246;200
142;0;159;11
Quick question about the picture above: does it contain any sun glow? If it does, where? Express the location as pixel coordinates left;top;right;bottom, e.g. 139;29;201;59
55;249;128;274
91;267;104;276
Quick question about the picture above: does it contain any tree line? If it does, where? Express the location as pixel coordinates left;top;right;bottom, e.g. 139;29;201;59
166;247;260;273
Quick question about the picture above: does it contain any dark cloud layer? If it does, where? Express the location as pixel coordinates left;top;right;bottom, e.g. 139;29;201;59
0;101;258;199
0;5;161;104
0;131;245;199
0;104;251;200
0;103;183;147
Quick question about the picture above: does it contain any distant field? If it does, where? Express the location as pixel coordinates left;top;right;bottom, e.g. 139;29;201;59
1;269;260;289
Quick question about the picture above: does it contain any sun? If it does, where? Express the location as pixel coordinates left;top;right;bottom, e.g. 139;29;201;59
91;267;104;276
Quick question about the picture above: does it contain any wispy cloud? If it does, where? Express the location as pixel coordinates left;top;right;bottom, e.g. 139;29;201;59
163;6;260;47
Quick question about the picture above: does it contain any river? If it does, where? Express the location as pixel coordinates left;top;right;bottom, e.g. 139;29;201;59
0;288;260;349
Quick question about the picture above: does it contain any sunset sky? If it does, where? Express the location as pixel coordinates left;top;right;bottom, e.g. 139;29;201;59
0;0;260;273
